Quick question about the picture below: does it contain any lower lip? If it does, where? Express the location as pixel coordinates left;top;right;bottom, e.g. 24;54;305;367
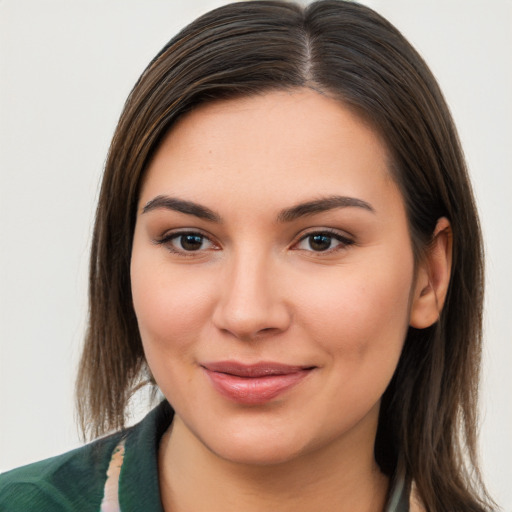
203;368;312;405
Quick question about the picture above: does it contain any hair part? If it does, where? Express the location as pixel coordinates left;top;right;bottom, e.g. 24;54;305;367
76;2;492;509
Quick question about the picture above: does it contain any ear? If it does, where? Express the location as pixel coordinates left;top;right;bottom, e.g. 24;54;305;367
409;217;453;329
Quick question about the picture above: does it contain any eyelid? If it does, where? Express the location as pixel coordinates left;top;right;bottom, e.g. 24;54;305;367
291;228;355;253
154;228;220;255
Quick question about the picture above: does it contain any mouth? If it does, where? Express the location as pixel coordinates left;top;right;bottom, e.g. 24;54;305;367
200;361;316;405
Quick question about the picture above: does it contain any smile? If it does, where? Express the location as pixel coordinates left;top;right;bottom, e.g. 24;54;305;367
201;361;315;405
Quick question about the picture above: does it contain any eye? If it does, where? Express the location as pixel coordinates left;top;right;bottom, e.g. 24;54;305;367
156;231;217;254
294;230;354;253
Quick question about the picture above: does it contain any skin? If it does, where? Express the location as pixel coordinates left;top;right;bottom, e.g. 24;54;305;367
130;89;451;512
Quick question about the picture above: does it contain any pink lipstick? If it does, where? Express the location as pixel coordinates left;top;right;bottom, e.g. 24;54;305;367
201;361;314;405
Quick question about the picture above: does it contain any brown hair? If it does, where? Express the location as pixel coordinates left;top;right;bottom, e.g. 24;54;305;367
76;1;492;509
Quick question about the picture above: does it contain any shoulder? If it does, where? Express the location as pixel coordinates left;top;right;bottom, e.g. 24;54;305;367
0;401;173;511
0;432;122;512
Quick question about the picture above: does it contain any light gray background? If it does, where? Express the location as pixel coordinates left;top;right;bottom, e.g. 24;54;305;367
1;0;511;509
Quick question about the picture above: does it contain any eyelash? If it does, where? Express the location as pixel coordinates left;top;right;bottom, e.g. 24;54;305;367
154;229;354;256
155;230;219;257
294;229;354;254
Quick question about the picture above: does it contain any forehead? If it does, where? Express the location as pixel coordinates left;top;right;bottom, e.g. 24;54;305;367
139;89;398;214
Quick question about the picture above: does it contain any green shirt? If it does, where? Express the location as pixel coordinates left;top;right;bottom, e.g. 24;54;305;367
0;401;410;511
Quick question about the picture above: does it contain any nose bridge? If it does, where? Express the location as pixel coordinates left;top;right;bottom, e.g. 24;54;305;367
213;245;290;339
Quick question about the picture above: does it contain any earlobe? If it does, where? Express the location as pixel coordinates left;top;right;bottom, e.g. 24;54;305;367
409;217;452;329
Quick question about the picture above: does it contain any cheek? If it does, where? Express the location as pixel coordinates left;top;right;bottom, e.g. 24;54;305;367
294;253;414;364
130;257;218;409
130;254;216;357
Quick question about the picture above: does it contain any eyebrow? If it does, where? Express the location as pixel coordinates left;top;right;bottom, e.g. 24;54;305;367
276;195;375;222
142;196;221;222
141;194;374;223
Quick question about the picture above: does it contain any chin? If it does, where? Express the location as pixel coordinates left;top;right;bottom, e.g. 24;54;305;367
210;436;308;467
192;414;325;468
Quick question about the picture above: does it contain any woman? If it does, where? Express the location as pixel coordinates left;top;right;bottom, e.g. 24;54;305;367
0;1;495;510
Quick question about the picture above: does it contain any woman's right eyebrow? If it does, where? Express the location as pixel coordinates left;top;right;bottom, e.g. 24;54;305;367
142;195;221;222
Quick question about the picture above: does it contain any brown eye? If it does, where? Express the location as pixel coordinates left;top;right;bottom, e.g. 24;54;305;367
178;234;205;251
156;231;217;254
294;230;354;253
308;234;334;251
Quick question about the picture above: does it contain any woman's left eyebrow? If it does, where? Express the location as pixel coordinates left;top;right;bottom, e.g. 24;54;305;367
276;195;375;222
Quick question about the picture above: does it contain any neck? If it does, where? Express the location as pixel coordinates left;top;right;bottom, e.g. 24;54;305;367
158;414;389;512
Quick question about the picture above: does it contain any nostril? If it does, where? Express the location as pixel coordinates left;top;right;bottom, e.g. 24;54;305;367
216;324;288;343
254;327;283;338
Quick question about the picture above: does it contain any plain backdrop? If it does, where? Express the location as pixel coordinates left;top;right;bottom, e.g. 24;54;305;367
1;0;511;509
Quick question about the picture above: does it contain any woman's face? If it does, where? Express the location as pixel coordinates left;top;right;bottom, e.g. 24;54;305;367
131;89;421;466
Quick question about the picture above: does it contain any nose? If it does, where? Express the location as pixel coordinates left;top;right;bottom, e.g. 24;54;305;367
212;251;292;341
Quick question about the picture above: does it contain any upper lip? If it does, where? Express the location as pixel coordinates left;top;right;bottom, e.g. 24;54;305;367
201;361;315;377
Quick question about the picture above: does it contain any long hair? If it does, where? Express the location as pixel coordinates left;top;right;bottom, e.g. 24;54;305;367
76;2;491;509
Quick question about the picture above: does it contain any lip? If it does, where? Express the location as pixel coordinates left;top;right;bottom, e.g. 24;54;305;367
201;361;315;405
